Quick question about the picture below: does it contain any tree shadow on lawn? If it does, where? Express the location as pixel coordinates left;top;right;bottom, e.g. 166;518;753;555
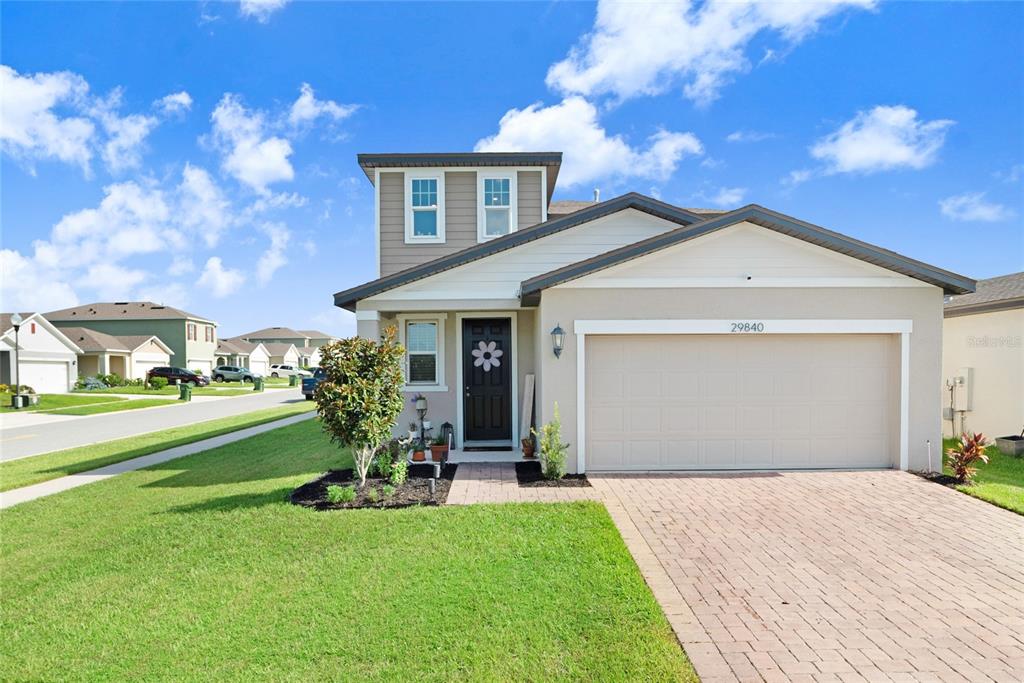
162;487;299;514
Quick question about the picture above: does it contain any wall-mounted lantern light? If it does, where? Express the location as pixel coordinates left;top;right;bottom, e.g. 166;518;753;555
551;323;565;358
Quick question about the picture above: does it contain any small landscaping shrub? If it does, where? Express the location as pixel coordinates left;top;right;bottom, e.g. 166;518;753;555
326;484;356;504
947;432;990;484
367;488;380;503
382;484;396;498
0;384;8;393
149;377;168;390
532;402;569;480
314;329;405;487
390;459;408;487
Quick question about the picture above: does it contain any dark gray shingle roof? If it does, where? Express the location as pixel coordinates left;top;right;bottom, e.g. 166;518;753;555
45;301;215;324
945;272;1024;317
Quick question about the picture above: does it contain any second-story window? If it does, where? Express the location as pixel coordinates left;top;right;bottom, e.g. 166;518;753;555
187;323;197;341
405;174;445;244
478;173;517;241
205;326;214;342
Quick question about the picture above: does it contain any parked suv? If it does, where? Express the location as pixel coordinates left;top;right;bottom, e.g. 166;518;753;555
212;365;258;383
301;367;326;400
146;367;210;387
268;364;311;378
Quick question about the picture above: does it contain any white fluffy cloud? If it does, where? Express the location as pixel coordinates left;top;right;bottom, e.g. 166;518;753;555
547;0;874;106
810;105;954;175
239;0;289;22
82;263;148;300
179;163;233;247
939;193;1014;223
0;249;79;313
155;91;193;115
255;222;291;284
726;129;776;143
0;64;95;174
288;83;358;129
198;257;245;297
211;93;294;194
475;96;702;188
91;90;159;173
708;187;747;207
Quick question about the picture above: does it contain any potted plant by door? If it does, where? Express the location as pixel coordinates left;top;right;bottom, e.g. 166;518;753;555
521;436;536;459
430;433;449;462
408;421;419;440
411;439;427;462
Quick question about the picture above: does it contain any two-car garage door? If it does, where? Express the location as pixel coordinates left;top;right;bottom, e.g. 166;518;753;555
585;334;898;471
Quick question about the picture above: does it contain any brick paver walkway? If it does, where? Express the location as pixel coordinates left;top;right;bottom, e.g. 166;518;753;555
450;464;1024;682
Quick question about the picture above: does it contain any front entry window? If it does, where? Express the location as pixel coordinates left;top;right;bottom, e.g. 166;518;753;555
406;321;438;384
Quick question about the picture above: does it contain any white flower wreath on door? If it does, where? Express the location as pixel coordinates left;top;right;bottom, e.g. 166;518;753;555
471;340;503;372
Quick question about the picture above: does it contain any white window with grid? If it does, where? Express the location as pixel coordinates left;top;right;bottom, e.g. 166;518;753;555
477;172;517;241
397;313;447;391
405;174;445;243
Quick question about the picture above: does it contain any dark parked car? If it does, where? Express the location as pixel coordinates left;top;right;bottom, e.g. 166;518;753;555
301;367;326;400
146;366;210;387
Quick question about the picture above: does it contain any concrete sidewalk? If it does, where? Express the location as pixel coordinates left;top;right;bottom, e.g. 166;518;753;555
1;388;306;461
0;412;316;509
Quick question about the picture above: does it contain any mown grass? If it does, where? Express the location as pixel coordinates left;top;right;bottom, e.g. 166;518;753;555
75;386;253;396
0;419;695;682
0;392;124;412
50;397;177;416
0;403;316;492
943;437;1024;515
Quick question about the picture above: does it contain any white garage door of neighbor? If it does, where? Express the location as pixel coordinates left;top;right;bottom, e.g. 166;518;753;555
250;360;268;376
586;334;898;471
134;360;164;378
18;360;70;394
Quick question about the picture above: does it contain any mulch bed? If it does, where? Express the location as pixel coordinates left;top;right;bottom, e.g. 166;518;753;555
291;463;458;510
914;471;964;488
516;460;591;488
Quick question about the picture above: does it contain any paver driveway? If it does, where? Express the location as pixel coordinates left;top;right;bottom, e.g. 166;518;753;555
594;470;1024;683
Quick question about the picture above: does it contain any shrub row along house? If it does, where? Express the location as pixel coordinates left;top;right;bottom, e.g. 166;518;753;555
335;151;978;474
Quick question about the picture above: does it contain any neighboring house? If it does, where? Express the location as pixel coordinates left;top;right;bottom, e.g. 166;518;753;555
237;326;337;352
45;302;218;375
263;343;300;368
0;313;82;393
335;151;975;474
294;346;321;368
215;338;272;376
942;272;1024;438
62;327;174;380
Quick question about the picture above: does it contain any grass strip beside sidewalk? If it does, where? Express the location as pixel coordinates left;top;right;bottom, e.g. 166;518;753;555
0;403;316;492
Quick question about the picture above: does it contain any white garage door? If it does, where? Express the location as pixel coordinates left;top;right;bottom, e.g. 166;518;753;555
586;334;898;471
250;360;268;376
134;360;164;379
18;360;70;394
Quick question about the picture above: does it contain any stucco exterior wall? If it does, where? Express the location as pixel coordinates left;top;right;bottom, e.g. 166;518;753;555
49;318;214;371
537;286;944;473
942;308;1024;437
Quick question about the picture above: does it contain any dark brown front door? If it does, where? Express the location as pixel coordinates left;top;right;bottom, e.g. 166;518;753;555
463;317;512;442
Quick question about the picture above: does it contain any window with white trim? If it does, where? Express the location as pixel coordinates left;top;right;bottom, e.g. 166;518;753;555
405;174;445;243
477;172;517;241
406;321;438;384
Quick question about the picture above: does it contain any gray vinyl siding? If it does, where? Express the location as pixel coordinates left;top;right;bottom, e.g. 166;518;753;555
378;169;546;277
517;171;543;228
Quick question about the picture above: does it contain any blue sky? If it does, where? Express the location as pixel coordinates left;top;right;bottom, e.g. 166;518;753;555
2;0;1021;337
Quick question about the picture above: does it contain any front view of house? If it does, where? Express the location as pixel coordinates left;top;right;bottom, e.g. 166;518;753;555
336;152;975;473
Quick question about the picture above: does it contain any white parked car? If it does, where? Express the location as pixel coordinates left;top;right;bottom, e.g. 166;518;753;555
268;364;312;378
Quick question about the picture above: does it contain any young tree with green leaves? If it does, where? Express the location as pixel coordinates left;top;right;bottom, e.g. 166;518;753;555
314;327;405;487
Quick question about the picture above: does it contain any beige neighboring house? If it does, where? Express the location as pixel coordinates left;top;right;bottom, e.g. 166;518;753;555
237;326;336;367
215;338;272;376
0;313;82;394
942;272;1024;438
264;343;300;368
62;327;174;380
335;151;975;474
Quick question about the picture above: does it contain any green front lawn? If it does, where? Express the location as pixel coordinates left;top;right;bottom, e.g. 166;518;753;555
0;403;317;492
0;420;695;682
53;397;178;416
75;386;254;397
943;438;1024;515
0;392;125;412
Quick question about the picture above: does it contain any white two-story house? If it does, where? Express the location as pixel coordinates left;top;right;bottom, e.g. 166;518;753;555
335;152;975;474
